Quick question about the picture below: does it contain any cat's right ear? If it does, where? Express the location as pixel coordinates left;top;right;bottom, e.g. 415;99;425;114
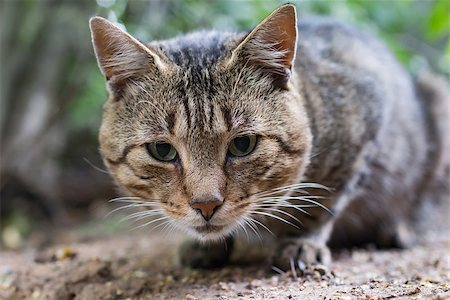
89;17;165;82
227;4;297;88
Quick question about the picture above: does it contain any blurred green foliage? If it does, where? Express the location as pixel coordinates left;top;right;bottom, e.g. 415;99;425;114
71;0;449;132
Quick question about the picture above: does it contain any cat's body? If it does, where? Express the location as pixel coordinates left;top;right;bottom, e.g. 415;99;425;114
288;18;449;249
90;5;449;270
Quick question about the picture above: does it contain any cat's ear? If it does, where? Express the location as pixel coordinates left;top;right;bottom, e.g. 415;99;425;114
89;17;165;81
229;4;297;86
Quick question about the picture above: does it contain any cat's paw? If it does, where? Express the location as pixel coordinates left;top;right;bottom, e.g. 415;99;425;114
272;238;331;272
179;238;234;269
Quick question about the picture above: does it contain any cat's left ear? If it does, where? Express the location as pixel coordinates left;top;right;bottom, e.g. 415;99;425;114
229;4;297;87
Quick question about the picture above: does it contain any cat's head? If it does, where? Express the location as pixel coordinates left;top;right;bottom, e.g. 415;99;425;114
90;4;312;240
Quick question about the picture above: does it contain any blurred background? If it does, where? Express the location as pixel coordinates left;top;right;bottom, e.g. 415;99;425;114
1;0;449;250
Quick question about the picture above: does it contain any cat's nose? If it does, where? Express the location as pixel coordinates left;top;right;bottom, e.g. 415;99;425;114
190;196;223;221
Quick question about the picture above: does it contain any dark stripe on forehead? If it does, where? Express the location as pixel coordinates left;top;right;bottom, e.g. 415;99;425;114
208;99;215;130
204;70;216;131
177;82;192;128
190;65;202;80
221;106;233;131
183;99;192;128
165;111;176;134
266;135;304;155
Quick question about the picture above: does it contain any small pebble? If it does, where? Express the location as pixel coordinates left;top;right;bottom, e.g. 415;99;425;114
218;282;229;290
314;264;328;276
242;290;255;295
31;290;40;299
250;279;262;287
55;246;77;260
132;270;148;278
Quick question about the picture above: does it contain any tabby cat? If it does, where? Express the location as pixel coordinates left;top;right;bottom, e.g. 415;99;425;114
89;4;449;270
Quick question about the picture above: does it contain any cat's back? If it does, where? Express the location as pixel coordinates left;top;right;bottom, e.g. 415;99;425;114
295;17;429;193
295;17;411;104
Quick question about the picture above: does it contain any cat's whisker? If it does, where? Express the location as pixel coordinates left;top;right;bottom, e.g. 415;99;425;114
271;265;286;275
260;196;333;215
243;216;263;243
254;182;331;197
259;195;325;202
124;214;160;225
105;203;147;218
83;157;109;174
260;195;329;205
255;207;304;226
257;187;317;198
250;210;301;230
109;196;143;202
120;209;164;223
258;198;323;209
254;203;314;216
164;221;178;238
129;216;170;231
236;220;250;241
248;217;275;237
108;199;146;204
109;199;160;204
104;203;162;218
124;216;152;226
256;187;309;198
257;195;328;215
256;201;316;208
157;220;174;237
148;219;172;234
263;182;330;193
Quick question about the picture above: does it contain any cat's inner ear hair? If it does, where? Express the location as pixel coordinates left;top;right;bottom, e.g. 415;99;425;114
228;4;297;86
89;17;167;83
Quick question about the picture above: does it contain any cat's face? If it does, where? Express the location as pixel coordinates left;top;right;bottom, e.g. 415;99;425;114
91;5;311;240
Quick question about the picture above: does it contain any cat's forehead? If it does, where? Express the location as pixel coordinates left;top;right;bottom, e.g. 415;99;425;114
151;31;240;68
129;32;282;140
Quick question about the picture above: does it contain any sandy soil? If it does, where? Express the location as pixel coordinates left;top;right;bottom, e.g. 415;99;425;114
0;227;449;300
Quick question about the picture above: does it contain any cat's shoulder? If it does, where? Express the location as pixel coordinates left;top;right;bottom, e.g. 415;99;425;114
297;17;392;62
297;17;378;46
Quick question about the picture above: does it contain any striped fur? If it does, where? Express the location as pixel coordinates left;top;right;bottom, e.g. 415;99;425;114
90;4;449;269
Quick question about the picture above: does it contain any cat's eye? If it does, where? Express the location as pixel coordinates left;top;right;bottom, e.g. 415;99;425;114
146;142;177;162
228;135;257;157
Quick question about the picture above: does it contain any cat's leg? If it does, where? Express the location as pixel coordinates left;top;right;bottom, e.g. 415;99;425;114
271;183;359;270
179;236;234;269
272;220;334;271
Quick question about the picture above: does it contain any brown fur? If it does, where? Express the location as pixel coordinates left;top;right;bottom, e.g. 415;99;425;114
90;4;449;269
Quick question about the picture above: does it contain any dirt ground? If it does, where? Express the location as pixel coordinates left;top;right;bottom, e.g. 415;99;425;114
0;224;449;300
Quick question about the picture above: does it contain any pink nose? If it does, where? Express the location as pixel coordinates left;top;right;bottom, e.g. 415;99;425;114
191;197;223;221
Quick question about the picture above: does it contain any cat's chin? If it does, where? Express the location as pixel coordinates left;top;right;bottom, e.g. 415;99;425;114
188;224;235;242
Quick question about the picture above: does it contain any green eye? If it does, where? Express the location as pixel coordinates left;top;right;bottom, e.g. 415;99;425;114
228;135;257;157
146;142;177;162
